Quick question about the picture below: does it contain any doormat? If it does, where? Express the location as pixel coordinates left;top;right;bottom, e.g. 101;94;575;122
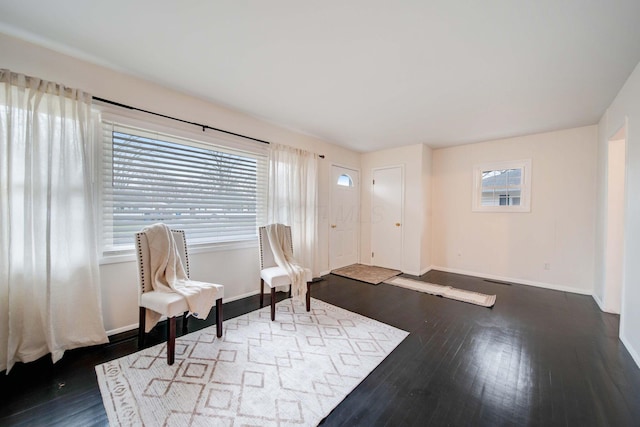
384;276;496;308
331;263;401;285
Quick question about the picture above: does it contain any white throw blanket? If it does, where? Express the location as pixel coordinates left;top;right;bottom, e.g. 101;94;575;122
143;223;219;331
265;224;307;300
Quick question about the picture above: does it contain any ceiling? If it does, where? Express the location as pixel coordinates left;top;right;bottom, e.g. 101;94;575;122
1;1;640;152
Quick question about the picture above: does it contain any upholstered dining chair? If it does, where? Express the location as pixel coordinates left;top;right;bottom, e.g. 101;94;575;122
135;228;224;365
258;224;313;321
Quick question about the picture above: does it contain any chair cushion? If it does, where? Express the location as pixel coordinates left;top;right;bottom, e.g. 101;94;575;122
140;283;223;318
140;291;189;317
260;266;312;288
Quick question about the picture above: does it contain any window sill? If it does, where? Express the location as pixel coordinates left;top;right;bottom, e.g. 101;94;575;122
472;206;531;213
99;238;258;265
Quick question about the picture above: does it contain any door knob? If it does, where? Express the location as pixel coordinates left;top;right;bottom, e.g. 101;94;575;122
331;224;337;228
395;223;401;227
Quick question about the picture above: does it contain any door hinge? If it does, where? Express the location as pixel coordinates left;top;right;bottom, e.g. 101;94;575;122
372;252;374;258
372;179;375;185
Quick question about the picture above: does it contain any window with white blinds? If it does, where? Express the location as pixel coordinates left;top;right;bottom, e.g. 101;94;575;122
100;120;267;254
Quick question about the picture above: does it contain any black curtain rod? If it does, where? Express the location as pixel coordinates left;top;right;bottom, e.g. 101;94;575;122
93;96;325;158
93;96;271;144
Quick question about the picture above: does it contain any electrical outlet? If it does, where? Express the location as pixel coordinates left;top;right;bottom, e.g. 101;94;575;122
544;263;551;270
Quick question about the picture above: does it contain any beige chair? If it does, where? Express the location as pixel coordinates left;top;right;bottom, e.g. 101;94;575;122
258;224;313;320
135;229;223;365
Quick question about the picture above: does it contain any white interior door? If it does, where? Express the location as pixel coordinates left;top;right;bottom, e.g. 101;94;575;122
371;166;403;270
330;165;360;269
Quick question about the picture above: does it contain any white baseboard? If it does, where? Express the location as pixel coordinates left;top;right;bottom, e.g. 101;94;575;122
106;290;262;337
592;293;606;311
590;293;621;314
106;323;138;336
226;290;260;302
430;265;593;296
403;268;433;277
420;266;433;276
620;332;640;370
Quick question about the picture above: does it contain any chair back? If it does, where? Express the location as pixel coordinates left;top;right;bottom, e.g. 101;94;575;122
135;229;190;294
258;224;293;270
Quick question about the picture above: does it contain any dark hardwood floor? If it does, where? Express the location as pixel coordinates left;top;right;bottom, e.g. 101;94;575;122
1;270;639;426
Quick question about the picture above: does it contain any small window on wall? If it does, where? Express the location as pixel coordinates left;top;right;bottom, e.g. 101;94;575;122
472;159;531;212
337;173;354;187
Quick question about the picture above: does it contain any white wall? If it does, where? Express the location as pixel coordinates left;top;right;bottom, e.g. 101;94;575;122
431;126;598;294
421;145;433;273
597;60;640;367
360;143;431;276
0;33;360;333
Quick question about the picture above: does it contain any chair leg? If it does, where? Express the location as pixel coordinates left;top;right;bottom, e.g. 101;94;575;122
306;282;311;312
271;287;276;321
138;307;146;348
167;316;176;365
182;311;189;334
260;278;265;308
216;298;223;338
288;285;292;299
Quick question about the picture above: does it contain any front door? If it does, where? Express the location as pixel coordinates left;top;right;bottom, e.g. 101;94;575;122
330;165;360;269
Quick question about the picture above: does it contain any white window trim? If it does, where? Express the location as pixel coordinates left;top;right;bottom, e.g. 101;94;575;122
472;159;532;213
95;104;268;262
99;238;259;265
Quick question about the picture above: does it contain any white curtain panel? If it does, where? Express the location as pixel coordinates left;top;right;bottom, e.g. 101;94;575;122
0;70;108;373
267;143;319;277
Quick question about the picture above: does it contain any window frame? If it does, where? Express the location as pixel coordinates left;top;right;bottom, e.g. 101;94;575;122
472;159;532;213
96;107;268;263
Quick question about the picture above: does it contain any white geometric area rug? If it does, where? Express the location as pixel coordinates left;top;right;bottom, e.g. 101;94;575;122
95;298;408;426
